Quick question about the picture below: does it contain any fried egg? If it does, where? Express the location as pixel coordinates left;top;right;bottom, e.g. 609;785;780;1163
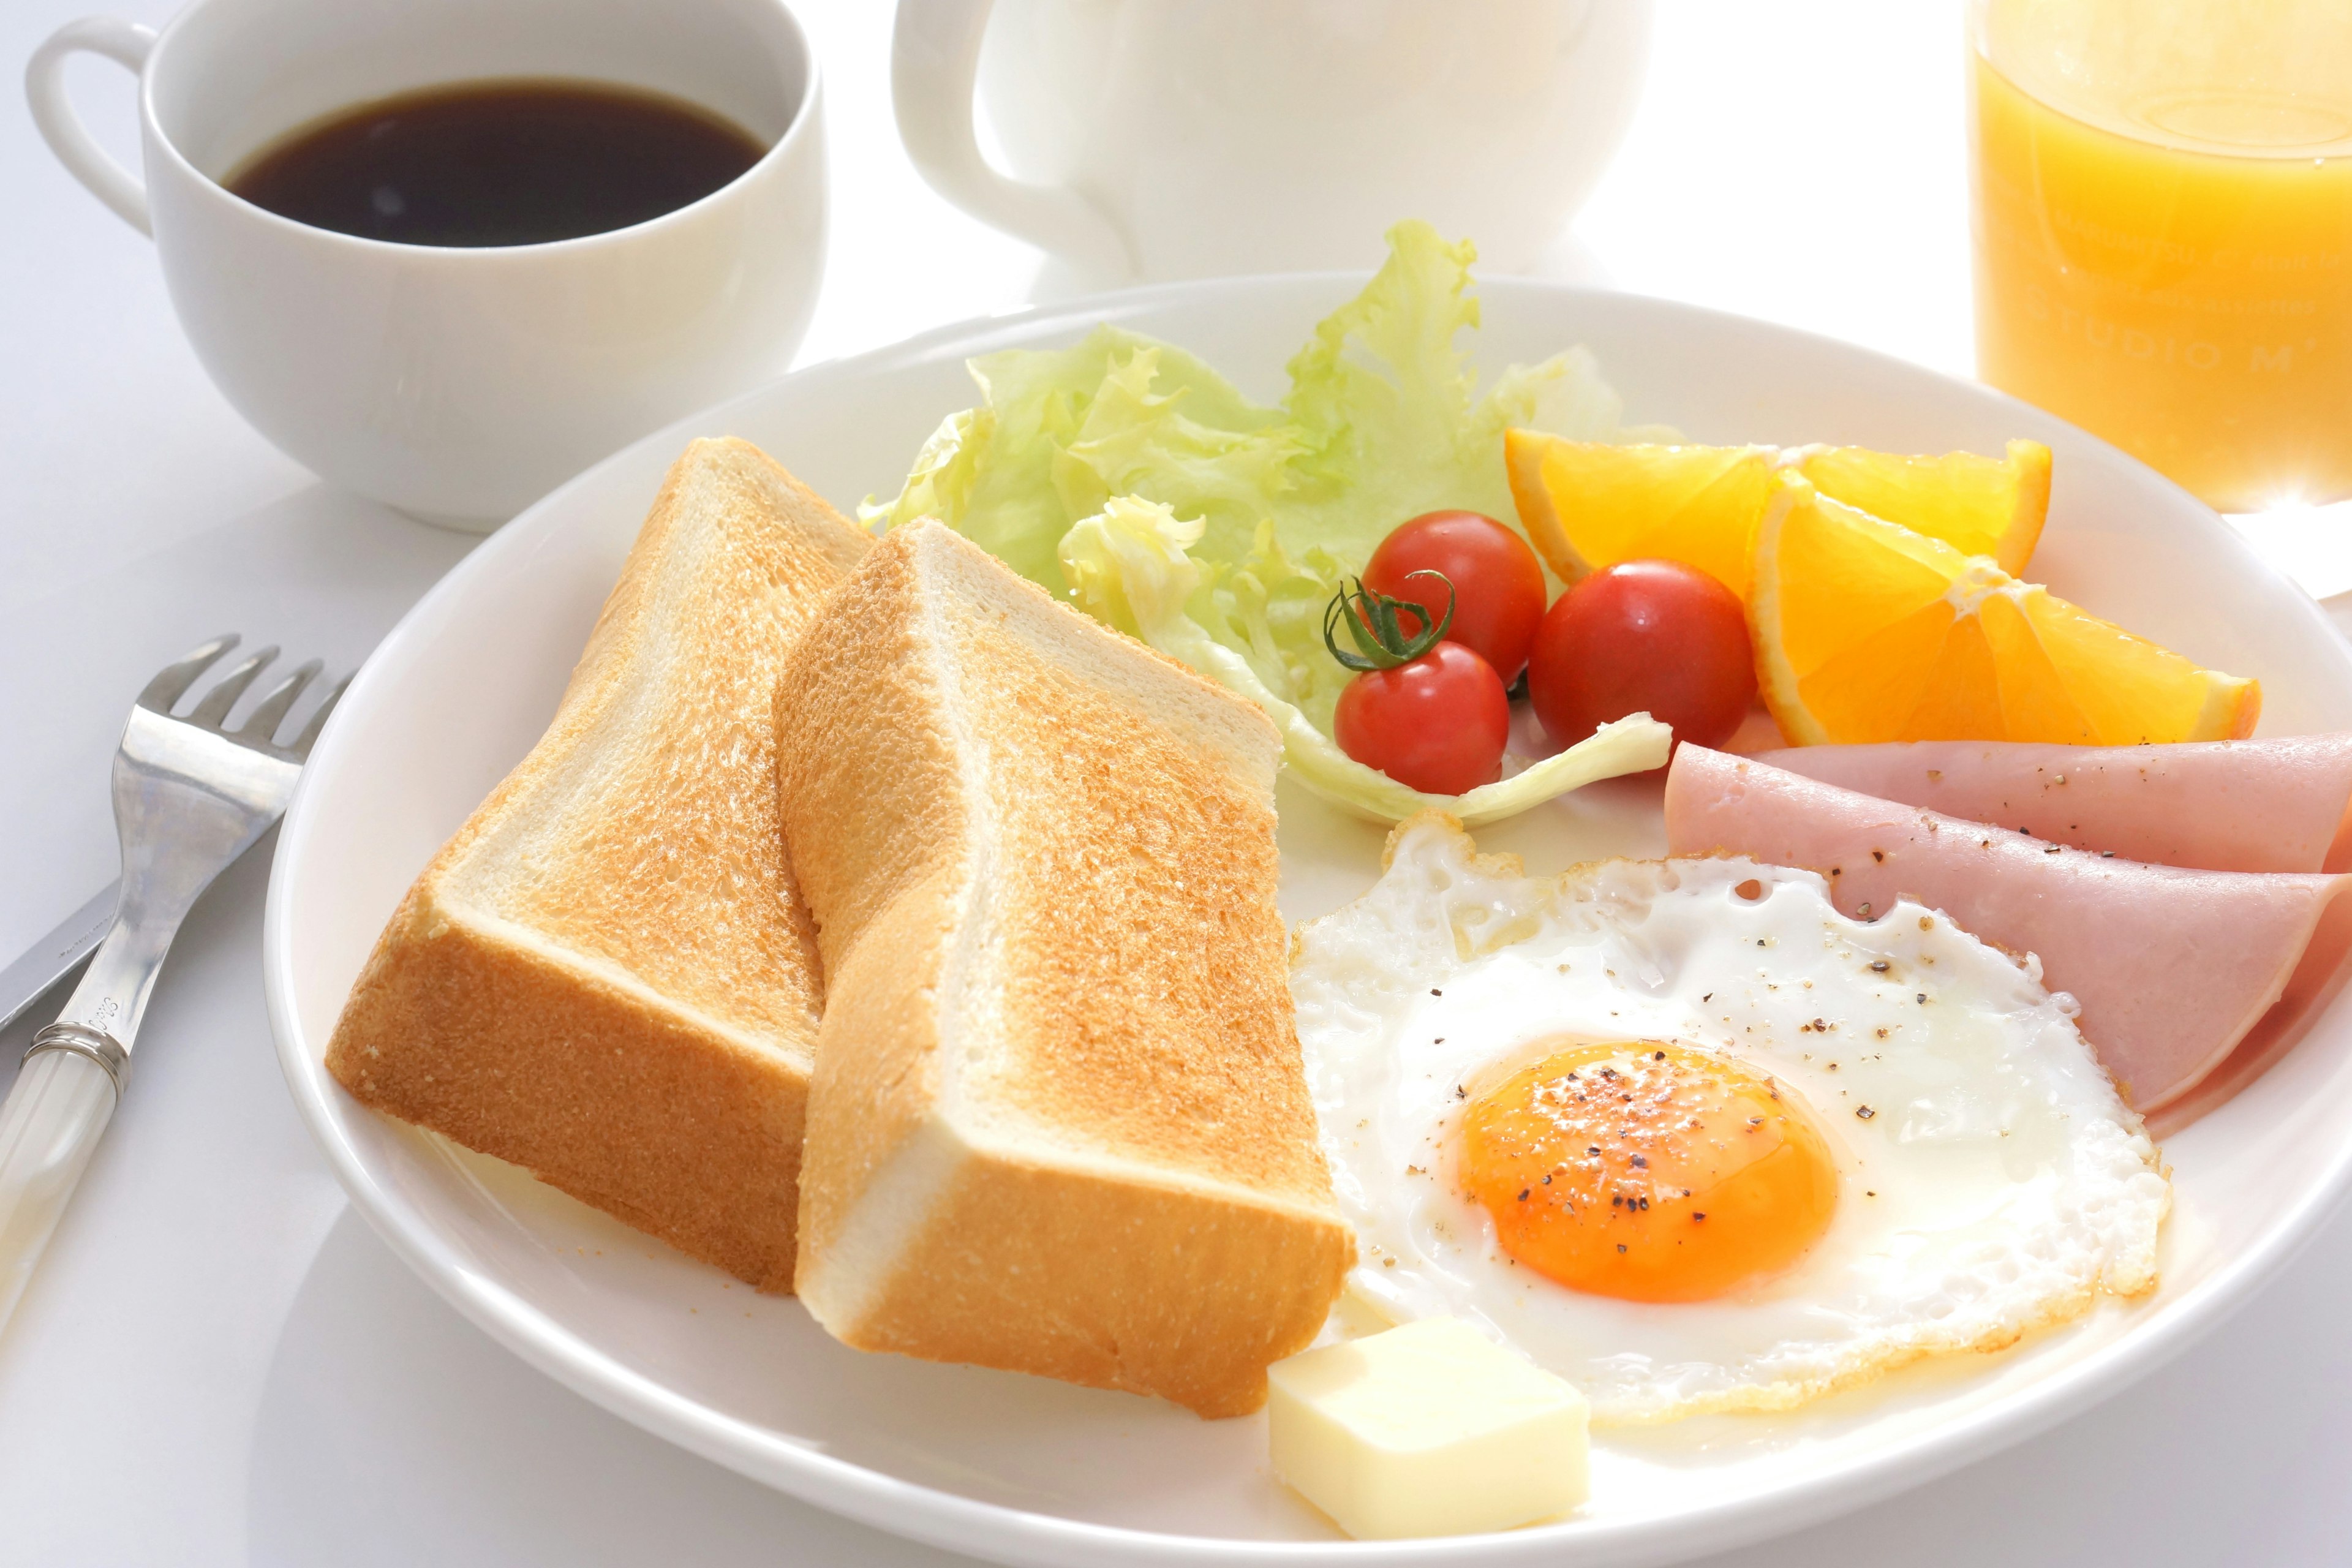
1291;814;2170;1424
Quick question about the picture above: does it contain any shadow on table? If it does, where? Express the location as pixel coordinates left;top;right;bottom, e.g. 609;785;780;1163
243;1210;967;1568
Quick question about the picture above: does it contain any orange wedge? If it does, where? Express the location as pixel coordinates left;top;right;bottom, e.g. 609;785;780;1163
1504;431;2054;597
1750;479;2259;747
1505;433;1774;597
1793;438;2049;575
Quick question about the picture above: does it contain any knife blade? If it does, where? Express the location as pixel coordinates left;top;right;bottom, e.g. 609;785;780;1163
0;881;119;1033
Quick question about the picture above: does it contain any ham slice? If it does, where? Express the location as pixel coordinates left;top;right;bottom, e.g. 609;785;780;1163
1749;737;2352;873
1664;745;2352;1123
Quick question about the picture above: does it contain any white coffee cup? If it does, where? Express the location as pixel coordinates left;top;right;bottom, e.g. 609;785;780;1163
28;0;826;527
894;0;1653;282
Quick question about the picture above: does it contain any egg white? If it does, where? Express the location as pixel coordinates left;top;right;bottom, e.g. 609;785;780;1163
1291;813;2171;1424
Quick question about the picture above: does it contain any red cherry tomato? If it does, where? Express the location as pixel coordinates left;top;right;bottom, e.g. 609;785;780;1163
1527;559;1756;752
1335;641;1511;796
1363;511;1548;682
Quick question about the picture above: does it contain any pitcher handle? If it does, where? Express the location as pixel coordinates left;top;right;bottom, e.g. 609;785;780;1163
891;0;1134;278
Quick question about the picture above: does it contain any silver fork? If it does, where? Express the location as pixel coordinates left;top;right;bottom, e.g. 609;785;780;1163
0;636;342;1334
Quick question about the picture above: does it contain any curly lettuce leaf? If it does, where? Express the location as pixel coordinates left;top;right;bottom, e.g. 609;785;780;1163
870;331;1300;592
1061;498;1670;826
867;219;1674;822
865;221;1653;590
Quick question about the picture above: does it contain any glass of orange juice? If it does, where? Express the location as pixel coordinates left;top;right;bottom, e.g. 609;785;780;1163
1970;0;2352;513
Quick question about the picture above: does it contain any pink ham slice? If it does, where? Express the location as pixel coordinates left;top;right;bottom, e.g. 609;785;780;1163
1664;745;2352;1124
1749;737;2352;874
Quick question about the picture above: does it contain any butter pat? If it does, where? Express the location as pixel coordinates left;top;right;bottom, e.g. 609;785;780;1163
1267;1317;1588;1540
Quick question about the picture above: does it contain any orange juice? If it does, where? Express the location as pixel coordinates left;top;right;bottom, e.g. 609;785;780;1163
1970;1;2352;511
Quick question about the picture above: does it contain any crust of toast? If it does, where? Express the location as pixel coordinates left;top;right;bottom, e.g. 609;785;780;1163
325;437;870;1291
777;519;1353;1416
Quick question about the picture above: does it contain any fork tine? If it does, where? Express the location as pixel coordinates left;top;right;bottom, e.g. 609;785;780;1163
286;673;350;759
187;646;278;726
239;658;322;744
137;635;239;714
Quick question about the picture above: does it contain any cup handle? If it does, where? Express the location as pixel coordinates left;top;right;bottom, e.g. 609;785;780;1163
25;16;159;236
891;0;1134;277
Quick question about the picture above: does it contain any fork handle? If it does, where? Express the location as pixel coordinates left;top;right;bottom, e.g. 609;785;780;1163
0;856;236;1339
0;1044;120;1335
0;911;168;1340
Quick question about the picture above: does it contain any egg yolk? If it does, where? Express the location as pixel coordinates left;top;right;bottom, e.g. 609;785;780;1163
1457;1041;1838;1303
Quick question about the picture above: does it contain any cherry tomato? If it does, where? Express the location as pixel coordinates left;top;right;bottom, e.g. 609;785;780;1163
1363;511;1548;682
1335;641;1511;796
1527;559;1756;752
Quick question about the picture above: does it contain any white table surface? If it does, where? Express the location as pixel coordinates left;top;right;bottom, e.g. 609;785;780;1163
6;3;2351;1564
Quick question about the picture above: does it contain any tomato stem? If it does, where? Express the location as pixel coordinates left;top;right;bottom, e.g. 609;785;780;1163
1323;570;1457;671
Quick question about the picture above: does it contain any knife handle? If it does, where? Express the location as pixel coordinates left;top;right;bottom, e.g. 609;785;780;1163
0;1042;121;1336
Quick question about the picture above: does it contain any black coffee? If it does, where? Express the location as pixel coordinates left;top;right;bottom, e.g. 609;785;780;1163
226;79;768;247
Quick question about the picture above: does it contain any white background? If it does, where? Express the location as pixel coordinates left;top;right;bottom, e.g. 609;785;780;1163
4;2;2350;1564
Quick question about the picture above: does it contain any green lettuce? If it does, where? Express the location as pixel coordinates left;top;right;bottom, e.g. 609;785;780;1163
865;221;1673;823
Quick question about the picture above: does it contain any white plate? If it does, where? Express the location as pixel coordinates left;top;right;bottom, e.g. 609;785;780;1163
265;274;2352;1567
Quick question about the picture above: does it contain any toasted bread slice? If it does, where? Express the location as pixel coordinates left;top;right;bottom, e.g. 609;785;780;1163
776;519;1353;1417
326;437;870;1291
